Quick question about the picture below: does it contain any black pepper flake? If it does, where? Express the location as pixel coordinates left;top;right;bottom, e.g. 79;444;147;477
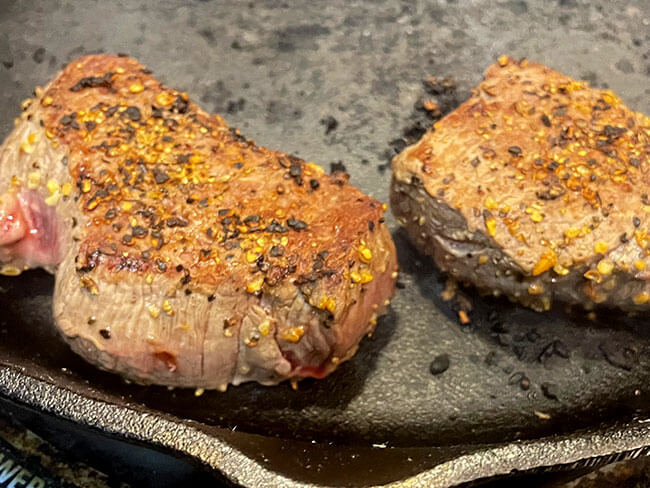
125;106;142;121
199;198;208;208
470;157;480;168
200;249;211;257
546;161;559;171
176;264;184;272
234;162;244;169
166;217;189;227
105;105;119;117
84;120;97;132
156;259;167;272
218;208;231;216
152;168;170;184
152;107;164;119
507;146;522;157
180;273;191;285
60;113;79;129
99;329;111;339
60;112;77;125
287;216;307;231
309;179;320;190
244;215;260;225
634;216;641;228
132;226;148;238
603;124;627;139
620;233;629;243
142;251;151;260
122;234;133;244
206;228;214;238
317;250;329;260
269;245;284;257
207;294;216;302
540;114;551;127
630;157;641;168
368;221;375;231
104;208;117;220
171;95;189;114
289;162;303;185
265;220;288;233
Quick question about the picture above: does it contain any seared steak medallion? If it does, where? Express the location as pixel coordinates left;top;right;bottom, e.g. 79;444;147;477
391;56;650;312
0;55;397;388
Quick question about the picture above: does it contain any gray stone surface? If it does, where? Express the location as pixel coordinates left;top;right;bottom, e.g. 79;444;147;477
1;1;650;486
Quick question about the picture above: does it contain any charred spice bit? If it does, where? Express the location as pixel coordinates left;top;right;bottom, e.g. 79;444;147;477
540;114;551;127
266;220;288;233
289;162;303;185
70;72;114;92
287;217;307;231
125;106;142;121
330;161;347;174
269;245;284;257
152;167;170;184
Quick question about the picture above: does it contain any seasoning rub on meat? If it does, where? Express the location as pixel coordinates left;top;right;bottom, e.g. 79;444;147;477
0;55;397;389
392;56;650;312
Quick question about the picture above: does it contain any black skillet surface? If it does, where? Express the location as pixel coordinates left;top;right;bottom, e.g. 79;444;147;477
1;0;650;486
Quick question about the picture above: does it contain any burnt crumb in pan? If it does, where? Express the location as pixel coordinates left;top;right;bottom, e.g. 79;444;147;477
378;76;462;174
320;115;338;135
435;270;648;411
429;353;450;376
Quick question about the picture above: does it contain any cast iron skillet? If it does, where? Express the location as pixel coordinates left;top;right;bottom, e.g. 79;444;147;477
1;0;650;486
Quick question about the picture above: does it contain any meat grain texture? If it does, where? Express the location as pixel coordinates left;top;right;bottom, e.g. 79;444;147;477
392;56;650;312
0;55;397;389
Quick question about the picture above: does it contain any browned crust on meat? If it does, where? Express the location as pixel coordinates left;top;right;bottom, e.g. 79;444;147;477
392;56;650;309
2;54;398;386
33;54;392;312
